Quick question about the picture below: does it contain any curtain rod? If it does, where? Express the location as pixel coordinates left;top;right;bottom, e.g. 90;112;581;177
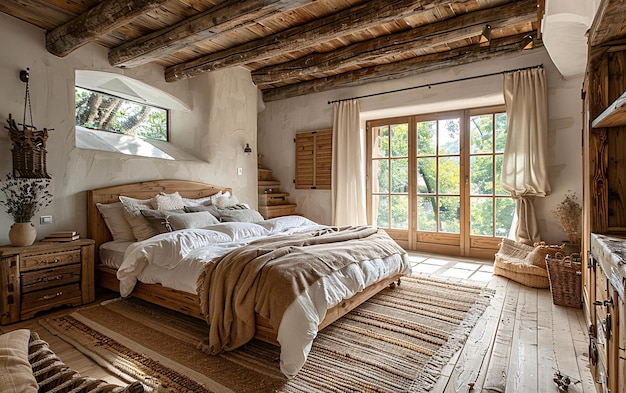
327;64;543;105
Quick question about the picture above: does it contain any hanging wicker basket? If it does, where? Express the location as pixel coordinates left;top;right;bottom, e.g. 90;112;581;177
545;252;582;308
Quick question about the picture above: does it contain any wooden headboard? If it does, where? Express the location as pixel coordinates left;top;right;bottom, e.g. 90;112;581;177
87;179;232;263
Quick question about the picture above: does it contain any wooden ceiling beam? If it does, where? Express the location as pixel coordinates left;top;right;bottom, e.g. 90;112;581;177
164;0;456;82
261;32;539;102
108;0;313;68
46;0;169;57
589;0;626;47
252;0;536;85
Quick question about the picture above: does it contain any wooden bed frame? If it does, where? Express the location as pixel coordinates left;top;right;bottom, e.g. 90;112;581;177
87;179;402;345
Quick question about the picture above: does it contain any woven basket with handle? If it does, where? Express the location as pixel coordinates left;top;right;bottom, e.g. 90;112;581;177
545;252;582;308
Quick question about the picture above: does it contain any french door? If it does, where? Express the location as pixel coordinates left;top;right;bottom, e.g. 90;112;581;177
366;106;513;258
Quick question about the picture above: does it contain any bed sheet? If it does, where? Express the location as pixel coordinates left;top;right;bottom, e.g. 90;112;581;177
113;216;411;378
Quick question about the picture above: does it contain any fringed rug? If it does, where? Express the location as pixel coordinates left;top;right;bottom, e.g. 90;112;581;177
40;275;493;393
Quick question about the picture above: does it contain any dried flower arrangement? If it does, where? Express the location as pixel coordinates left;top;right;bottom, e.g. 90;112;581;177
551;192;582;244
0;174;52;223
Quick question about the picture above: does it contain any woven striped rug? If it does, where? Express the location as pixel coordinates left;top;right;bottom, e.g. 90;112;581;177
40;275;493;393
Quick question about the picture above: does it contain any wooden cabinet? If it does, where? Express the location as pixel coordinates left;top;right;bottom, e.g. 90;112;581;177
0;239;95;324
582;3;626;392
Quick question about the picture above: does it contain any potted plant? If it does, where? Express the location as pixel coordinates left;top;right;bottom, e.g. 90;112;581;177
551;192;582;254
0;174;52;246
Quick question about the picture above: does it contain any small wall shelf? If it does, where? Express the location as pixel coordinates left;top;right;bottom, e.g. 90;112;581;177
592;90;626;128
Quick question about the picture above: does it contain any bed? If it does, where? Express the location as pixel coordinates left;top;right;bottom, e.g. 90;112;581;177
87;179;411;378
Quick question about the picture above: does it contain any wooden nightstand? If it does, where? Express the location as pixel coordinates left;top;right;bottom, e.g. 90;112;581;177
0;238;95;325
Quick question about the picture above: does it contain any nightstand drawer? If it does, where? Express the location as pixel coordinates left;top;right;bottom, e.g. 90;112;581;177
21;249;81;271
20;283;82;319
21;264;81;293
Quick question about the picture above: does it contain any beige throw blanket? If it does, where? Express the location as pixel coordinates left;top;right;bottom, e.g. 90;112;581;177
196;226;405;354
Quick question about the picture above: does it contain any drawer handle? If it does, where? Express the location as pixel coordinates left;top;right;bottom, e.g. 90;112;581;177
41;291;63;301
37;275;63;283
42;258;62;264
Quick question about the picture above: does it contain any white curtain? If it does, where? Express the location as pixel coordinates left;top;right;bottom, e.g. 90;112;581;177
501;67;551;244
332;100;367;226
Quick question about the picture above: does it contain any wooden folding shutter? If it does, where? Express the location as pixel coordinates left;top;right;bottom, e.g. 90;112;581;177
295;129;332;189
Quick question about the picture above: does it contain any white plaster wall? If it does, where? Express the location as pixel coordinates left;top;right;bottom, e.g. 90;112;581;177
0;13;258;244
258;48;584;244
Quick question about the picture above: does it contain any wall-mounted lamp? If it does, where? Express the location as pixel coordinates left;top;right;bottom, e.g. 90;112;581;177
479;24;492;45
521;34;534;50
244;143;252;156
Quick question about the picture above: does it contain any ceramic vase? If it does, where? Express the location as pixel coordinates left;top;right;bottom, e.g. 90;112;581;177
9;222;37;247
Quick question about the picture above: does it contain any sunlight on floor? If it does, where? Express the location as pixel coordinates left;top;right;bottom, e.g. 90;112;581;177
407;251;493;285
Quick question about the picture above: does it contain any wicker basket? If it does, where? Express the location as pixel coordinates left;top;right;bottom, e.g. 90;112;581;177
493;238;550;288
545;253;582;308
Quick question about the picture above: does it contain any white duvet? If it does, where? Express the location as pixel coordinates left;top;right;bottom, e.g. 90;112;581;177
116;216;411;378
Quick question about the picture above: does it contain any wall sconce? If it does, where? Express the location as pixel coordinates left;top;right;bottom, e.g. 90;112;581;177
521;34;534;50
244;143;252;156
479;24;491;45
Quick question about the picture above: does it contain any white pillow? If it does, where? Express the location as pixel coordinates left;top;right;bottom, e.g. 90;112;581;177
182;191;228;207
0;329;38;393
96;202;136;242
257;215;319;234
119;195;158;241
206;222;269;241
214;194;240;209
151;192;185;210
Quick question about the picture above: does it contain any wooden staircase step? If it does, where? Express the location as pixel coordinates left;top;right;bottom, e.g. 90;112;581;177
259;192;290;206
258;168;273;181
258;204;298;219
258;180;281;186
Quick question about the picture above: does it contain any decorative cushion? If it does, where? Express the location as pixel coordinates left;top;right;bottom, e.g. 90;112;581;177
0;329;38;393
140;209;186;234
169;211;220;230
96;202;136;242
119;195;159;241
141;210;220;232
184;205;221;221
493;238;549;288
219;208;264;223
27;331;144;393
151;192;185;210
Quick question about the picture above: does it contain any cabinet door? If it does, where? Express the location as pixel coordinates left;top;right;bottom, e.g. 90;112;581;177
619;294;625;393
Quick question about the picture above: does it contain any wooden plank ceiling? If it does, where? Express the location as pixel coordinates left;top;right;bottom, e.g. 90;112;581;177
0;0;543;102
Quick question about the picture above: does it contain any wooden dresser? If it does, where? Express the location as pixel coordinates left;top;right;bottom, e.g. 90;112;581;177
0;239;95;325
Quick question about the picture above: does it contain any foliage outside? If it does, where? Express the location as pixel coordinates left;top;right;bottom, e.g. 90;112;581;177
0;174;52;223
75;87;168;141
551;192;582;244
371;111;513;238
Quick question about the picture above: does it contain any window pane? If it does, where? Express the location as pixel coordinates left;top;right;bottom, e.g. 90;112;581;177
495;197;515;237
372;159;389;193
391;124;409;157
439;196;460;233
391;158;408;193
373;126;389;158
470;197;493;236
417;157;436;194
438;156;460;194
438;119;460;155
372;195;389;228
495;155;507;195
75;87;167;141
470;114;493;154
417;121;436;156
391;195;409;229
495;113;507;152
417;196;436;231
470;155;493;195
